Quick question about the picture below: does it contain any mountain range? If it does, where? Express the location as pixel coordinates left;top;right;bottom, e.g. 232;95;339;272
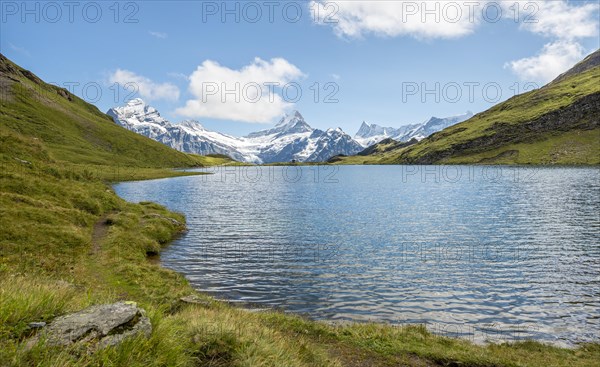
354;112;473;147
108;100;364;163
108;99;471;163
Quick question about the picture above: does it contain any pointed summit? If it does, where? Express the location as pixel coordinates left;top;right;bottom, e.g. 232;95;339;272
107;98;167;128
292;110;304;120
276;110;305;127
247;110;313;139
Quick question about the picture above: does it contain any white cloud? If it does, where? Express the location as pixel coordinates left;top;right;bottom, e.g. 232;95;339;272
505;41;586;83
311;0;599;41
176;58;304;123
149;31;168;39
513;1;599;40
108;69;180;102
330;73;341;80
310;0;482;39
504;1;598;83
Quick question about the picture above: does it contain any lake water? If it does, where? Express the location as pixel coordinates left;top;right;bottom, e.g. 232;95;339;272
114;165;600;346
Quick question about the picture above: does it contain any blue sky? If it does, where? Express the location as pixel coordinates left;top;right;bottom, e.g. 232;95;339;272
2;1;599;136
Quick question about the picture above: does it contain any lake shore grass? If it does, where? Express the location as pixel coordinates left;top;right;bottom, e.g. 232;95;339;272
1;161;599;367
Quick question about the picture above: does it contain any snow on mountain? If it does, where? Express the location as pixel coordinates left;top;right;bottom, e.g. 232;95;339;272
354;112;474;147
108;99;473;162
404;112;474;141
354;122;420;147
107;99;259;162
107;99;363;163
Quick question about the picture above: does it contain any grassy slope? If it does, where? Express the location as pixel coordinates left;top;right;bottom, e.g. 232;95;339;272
334;64;600;165
1;54;599;366
0;54;231;179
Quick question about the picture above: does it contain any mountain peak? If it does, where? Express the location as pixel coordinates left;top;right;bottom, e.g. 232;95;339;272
292;110;304;119
107;98;167;128
123;98;147;109
356;121;377;138
276;110;305;127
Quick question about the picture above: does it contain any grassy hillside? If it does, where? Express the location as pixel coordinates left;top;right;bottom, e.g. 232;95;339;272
334;51;600;165
0;53;231;178
1;54;599;366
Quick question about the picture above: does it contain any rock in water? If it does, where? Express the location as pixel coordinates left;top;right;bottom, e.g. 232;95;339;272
28;302;151;349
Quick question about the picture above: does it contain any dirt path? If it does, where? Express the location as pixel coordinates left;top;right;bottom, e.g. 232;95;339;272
326;342;438;367
90;214;111;255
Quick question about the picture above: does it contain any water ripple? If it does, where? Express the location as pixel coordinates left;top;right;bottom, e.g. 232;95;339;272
114;166;600;346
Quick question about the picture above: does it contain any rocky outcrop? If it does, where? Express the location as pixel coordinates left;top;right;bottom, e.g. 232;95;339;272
27;302;151;350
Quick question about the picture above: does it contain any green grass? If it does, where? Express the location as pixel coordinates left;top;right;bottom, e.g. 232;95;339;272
1;54;599;366
442;128;600;165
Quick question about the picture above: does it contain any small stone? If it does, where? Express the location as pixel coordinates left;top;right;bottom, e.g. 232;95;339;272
180;295;211;307
28;322;46;329
145;213;184;227
14;157;31;165
241;308;270;313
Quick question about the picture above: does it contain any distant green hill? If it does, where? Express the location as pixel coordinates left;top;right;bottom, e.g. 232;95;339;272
0;53;230;173
335;50;600;165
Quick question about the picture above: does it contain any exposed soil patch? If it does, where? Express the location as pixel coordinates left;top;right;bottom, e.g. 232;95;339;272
90;214;113;255
327;342;438;367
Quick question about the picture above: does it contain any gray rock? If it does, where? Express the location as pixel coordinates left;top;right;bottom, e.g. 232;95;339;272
28;302;151;349
145;213;184;227
14;157;31;165
28;322;47;329
180;295;211;307
241;308;270;313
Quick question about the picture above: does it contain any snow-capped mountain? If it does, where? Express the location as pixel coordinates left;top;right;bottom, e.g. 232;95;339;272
107;99;363;163
354;122;420;147
354;112;474;147
107;99;258;162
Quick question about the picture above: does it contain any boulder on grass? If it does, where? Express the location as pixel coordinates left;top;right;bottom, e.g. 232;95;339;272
28;301;151;350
